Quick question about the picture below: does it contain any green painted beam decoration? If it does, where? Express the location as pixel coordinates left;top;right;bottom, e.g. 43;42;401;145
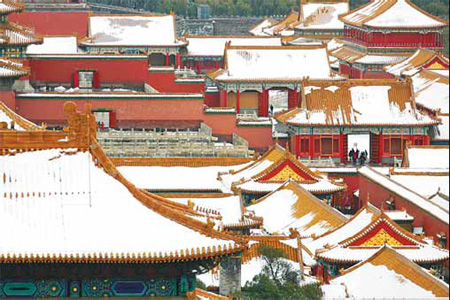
0;277;189;298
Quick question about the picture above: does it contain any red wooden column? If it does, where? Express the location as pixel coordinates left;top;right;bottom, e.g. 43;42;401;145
309;135;315;159
340;131;346;164
236;89;241;114
197;59;202;74
263;89;269;117
378;131;384;164
258;88;269;117
165;53;170;67
220;90;228;107
288;89;299;109
176;53;181;68
214;60;220;69
73;71;80;88
93;71;100;89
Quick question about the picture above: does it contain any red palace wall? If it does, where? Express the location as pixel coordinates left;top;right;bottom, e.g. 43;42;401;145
0;91;16;110
359;174;449;249
345;28;444;49
203;113;274;152
9;11;89;38
327;173;360;208
147;71;205;94
28;57;149;87
339;64;395;79
204;92;221;107
15;96;204;128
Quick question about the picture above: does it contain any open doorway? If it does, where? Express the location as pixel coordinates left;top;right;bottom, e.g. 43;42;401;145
269;90;288;114
348;134;371;162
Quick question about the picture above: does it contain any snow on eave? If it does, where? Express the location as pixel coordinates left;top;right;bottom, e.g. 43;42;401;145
333;246;450;298
339;0;448;29
0;101;41;131
0;103;246;262
359;166;449;224
84;14;186;47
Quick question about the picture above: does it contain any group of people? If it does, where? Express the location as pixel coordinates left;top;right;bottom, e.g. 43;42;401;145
349;148;368;165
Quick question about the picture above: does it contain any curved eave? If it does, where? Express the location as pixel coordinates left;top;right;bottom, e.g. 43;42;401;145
0;244;243;264
80;42;188;48
239;181;345;195
284;121;441;128
317;247;450;265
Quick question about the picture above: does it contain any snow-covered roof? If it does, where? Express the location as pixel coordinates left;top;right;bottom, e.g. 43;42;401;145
0;0;24;15
435;115;449;142
329;246;450;299
316;214;450;264
246;181;347;236
0;58;28;78
233;147;345;195
237;178;345;195
83;15;185;47
296;2;349;30
304;203;381;254
0;149;240;259
354;54;408;65
215;45;336;82
0;103;243;262
385;210;414;222
261;11;299;36
186;36;282;57
386;49;450;77
0;22;42;46
404;146;449;169
340;0;448;29
170;196;243;225
27;36;79;55
249;18;278;36
0;101;41;131
221;144;286;188
277;80;439;127
359;167;449;225
410;69;449;114
389;174;448;210
118;165;244;192
332;46;408;65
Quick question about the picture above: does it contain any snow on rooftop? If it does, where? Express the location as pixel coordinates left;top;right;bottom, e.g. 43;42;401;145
390;174;449;203
250;19;277;36
237;177;344;195
247;185;346;236
221;146;285;189
435;115;449;142
26;36;79;55
411;71;449;114
365;0;447;29
216;46;335;81
186;37;282;57
318;245;449;265
407;147;449;169
85;15;184;46
331;263;439;299
359;167;449;224
304;204;380;254
285;85;437;127
0;102;39;131
296;2;349;30
342;0;447;29
354;54;407;65
118;165;245;192
170;196;243;225
0;108;25;130
0;149;236;256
